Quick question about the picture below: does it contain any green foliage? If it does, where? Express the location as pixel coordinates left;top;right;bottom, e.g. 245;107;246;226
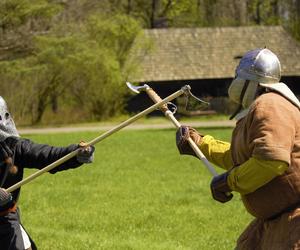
19;128;251;249
0;13;143;124
69;14;143;120
247;0;280;25
164;1;204;27
86;14;140;65
0;0;59;29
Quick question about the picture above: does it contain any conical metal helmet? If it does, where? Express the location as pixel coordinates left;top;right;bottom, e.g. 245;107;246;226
235;48;281;83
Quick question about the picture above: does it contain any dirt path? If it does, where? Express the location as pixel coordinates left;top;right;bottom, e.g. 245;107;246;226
18;120;235;135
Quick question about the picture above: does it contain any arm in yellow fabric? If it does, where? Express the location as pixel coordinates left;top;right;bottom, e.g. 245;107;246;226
199;135;233;170
227;157;288;195
198;135;288;195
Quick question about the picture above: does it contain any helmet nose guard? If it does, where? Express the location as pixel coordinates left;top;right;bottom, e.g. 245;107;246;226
235;48;281;83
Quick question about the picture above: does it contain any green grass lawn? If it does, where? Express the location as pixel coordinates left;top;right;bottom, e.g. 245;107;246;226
19;128;252;250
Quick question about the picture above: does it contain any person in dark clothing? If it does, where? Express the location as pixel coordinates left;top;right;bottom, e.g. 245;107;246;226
0;96;95;250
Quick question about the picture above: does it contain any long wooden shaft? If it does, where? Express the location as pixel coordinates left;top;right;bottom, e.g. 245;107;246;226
6;86;189;193
145;87;218;176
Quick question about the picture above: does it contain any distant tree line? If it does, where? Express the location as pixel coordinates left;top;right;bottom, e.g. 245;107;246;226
0;0;299;125
98;0;299;38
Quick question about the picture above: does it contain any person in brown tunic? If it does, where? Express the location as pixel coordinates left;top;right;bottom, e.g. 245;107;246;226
176;48;300;249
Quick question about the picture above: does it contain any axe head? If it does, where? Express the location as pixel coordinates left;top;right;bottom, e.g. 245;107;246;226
126;82;149;94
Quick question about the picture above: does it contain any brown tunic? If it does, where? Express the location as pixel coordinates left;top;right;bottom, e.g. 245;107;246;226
231;92;300;219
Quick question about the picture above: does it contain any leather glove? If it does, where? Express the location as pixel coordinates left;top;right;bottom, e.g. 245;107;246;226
0;188;14;212
210;172;233;203
176;125;203;157
77;142;95;164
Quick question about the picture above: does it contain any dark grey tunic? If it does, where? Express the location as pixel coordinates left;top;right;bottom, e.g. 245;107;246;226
0;137;83;250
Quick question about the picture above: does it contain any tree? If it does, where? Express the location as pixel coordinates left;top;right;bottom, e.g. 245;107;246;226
69;14;144;119
0;0;61;61
0;13;144;124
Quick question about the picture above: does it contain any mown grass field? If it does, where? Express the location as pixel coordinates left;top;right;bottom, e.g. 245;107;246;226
19;128;252;250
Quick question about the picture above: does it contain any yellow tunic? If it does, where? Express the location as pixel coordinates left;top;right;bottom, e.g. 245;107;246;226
200;135;288;195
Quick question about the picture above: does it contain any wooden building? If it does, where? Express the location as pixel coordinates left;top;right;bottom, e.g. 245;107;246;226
127;26;300;114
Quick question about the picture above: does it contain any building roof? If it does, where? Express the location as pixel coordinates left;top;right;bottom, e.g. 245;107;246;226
130;26;300;82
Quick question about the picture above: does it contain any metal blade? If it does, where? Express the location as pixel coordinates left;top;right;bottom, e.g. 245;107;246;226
126;82;149;94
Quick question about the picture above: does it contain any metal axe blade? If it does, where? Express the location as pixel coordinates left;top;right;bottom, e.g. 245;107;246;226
126;82;149;94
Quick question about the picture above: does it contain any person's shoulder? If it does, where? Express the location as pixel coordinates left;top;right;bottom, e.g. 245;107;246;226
254;92;299;112
255;92;286;104
4;137;33;151
4;136;20;147
247;92;300;127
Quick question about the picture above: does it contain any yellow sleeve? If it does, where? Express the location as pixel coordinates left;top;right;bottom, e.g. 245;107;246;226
227;157;288;195
199;135;233;170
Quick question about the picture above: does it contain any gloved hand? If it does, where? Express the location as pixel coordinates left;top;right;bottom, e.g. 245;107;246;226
210;172;233;203
176;125;203;157
0;188;14;212
77;141;95;164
